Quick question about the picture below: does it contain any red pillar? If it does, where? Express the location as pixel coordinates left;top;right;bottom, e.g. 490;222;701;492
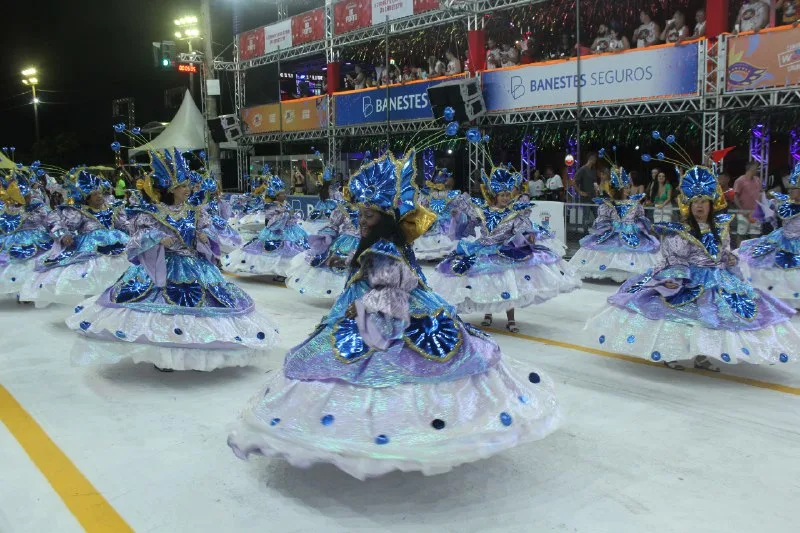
327;62;340;95
705;0;729;39
468;29;486;74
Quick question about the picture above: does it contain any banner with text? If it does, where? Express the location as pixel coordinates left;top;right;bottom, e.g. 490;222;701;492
726;27;800;92
281;97;328;131
335;0;439;35
482;43;700;112
291;7;325;45
239;28;265;61
241;104;281;134
265;19;293;53
334;76;461;126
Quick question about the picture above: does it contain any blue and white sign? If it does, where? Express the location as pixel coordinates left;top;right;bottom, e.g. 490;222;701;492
482;43;700;112
334;76;462;126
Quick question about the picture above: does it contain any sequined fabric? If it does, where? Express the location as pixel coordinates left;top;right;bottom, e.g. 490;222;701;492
283;240;502;387
577;200;660;253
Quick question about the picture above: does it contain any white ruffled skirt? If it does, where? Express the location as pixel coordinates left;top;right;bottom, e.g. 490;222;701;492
19;255;130;308
738;262;800;308
584;304;800;365
0;260;37;296
568;248;661;283
228;357;560;480
413;233;458;261
66;297;280;371
428;261;582;314
285;255;347;300
223;248;295;278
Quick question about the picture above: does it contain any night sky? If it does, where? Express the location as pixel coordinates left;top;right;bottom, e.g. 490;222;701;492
0;0;242;168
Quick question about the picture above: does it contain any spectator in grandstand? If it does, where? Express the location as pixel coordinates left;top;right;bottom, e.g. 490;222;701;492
629;171;646;197
736;0;771;32
598;167;612;197
590;24;612;54
345;65;366;90
544;166;564;201
486;39;501;69
648;170;674;223
692;8;707;38
633;11;661;48
528;170;544;199
292;168;306;195
500;42;520;67
734;161;764;244
428;55;446;77
445;50;462;75
608;22;631;52
549;32;575;60
520;37;538;64
777;0;800;26
661;11;690;43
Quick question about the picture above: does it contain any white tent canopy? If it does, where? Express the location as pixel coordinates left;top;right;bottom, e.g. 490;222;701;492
129;90;206;155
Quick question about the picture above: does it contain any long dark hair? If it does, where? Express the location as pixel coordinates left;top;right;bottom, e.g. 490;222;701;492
350;210;407;268
685;200;717;241
319;181;331;201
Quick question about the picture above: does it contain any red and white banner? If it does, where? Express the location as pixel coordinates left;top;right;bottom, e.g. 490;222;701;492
413;0;439;12
239;28;265;61
291;7;325;45
265;19;293;52
334;0;372;34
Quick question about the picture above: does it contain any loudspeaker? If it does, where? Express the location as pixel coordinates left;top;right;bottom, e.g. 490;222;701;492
427;78;486;122
220;114;239;129
207;117;227;143
224;125;243;141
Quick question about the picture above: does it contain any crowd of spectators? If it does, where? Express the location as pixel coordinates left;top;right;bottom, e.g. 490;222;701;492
343;51;462;90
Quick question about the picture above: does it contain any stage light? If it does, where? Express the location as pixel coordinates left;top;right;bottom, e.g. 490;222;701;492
635;145;640;150
22;67;37;76
447;149;453;154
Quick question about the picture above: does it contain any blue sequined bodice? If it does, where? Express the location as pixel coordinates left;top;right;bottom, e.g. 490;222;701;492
776;200;800;221
165;209;197;246
0;212;22;234
87;207;115;229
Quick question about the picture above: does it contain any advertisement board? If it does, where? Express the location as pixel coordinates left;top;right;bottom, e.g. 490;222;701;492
265;19;293;53
241;104;281;134
334;76;461;126
482;42;700;112
238;28;265;61
726;27;800;92
335;0;439;35
291;7;325;45
281;97;328;131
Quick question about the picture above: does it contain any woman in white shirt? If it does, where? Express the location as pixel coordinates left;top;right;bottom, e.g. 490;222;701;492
608;23;631;52
633;11;661;48
545;167;564;201
445;50;461;75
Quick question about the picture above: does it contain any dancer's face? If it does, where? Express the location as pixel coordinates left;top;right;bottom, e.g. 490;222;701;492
790;188;800;202
495;191;513;207
360;207;381;237
172;184;190;204
276;192;286;203
690;199;711;223
87;191;105;210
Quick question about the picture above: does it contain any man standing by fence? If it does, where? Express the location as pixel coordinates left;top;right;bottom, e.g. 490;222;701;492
733;161;763;246
574;152;598;228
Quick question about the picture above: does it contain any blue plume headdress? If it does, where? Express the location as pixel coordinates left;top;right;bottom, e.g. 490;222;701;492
789;162;799;189
480;165;523;200
63;168;109;202
346;150;434;242
426;168;453;191
148;149;192;191
265;175;286;199
642;131;726;215
598;147;630;190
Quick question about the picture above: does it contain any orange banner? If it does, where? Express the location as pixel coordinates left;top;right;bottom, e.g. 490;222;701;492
241;104;281;134
726;26;800;92
280;96;328;131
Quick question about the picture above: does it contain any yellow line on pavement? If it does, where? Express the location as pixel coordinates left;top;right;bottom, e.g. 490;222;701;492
487;328;800;397
0;385;133;533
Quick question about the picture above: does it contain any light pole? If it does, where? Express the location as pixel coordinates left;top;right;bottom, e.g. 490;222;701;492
174;16;200;97
21;67;40;142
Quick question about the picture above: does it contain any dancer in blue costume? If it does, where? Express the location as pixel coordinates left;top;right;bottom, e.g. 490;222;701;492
414;168;463;260
429;164;581;332
21;169;130;307
586;135;799;371
737;163;800;308
223;174;309;279
190;173;242;251
67;148;279;371
232;168;270;241
0;165;54;297
569;148;661;282
286;200;359;300
228;150;559;479
303;161;340;236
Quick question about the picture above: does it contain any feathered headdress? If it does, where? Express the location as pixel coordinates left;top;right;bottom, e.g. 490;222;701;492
598;147;630;190
789;162;799;189
63;168;110;203
138;148;193;203
250;163;273;196
265;175;287;200
346;150;435;242
425;168;453;191
0;166;35;205
642;131;727;218
312;147;336;187
480;165;523;200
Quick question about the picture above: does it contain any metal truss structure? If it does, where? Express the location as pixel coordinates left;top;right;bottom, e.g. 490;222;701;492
216;3;799;189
